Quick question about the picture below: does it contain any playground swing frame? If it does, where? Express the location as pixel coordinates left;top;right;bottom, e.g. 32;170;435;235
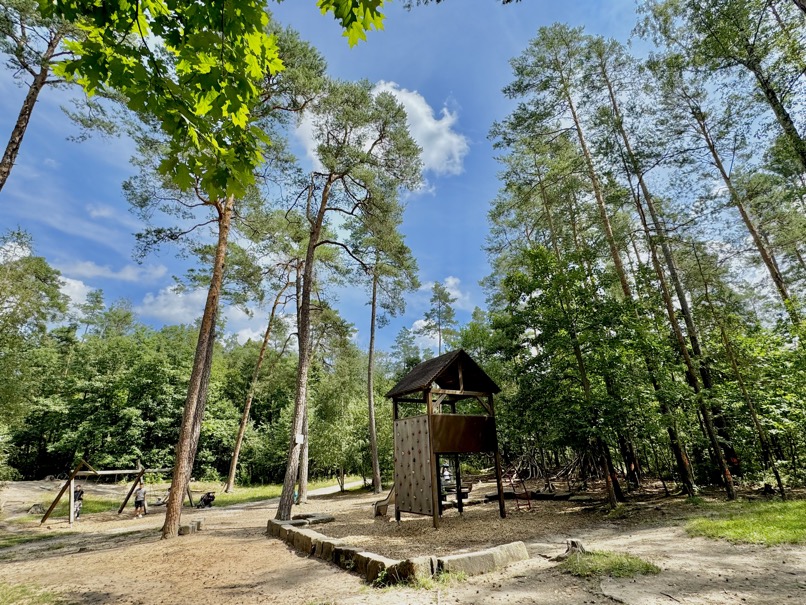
39;460;189;527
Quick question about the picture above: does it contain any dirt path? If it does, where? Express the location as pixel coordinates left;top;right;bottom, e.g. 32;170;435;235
1;481;804;604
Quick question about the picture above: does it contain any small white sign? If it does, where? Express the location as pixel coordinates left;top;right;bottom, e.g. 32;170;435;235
295;433;305;445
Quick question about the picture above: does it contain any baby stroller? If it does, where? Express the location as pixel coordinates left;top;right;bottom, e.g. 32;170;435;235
196;491;215;508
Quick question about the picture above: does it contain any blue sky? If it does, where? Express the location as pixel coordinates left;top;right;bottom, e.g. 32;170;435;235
0;0;638;353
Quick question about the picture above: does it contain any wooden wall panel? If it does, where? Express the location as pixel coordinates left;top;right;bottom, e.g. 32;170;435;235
430;414;498;454
394;415;433;516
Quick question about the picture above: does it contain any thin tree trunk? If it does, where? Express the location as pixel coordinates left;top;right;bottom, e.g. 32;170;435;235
367;268;382;494
225;282;291;492
163;195;234;538
742;50;806;173
633;190;726;496
297;405;309;504
276;179;332;521
618;433;641;489
602;438;626;502
686;93;798;323
597;438;619;508
560;76;631;299
599;55;741;476
0;35;61;194
693;248;786;499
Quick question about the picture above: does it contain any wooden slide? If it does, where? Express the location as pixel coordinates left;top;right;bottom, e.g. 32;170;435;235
373;486;395;516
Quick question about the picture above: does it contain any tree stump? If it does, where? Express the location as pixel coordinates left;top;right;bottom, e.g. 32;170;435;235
552;539;587;561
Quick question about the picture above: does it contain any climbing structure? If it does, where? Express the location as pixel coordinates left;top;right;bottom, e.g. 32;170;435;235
386;349;506;528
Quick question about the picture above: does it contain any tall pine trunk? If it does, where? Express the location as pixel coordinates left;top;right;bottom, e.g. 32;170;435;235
163;195;234;538
0;35;61;194
566;54;698;499
686;93;798;324
367;268;382;494
297;405;309;504
276;179;332;521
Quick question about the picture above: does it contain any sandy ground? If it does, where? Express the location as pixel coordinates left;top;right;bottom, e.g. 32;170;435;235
1;480;805;604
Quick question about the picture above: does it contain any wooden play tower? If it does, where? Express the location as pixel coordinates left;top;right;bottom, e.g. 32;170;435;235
386;349;506;528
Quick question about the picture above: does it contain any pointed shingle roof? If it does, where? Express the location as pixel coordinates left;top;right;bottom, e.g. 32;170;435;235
385;349;500;398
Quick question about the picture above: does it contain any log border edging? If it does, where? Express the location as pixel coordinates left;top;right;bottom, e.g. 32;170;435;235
266;517;529;585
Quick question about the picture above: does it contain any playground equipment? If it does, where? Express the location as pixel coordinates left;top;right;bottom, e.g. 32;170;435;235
386;349;506;528
39;460;186;526
373;485;395;516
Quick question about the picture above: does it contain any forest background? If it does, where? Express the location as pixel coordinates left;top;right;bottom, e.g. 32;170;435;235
0;0;804;520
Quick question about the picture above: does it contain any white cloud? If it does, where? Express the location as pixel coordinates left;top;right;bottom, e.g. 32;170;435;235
226;308;299;346
59;260;168;283
419;276;474;312
373;81;469;176
410;318;439;351
442;276;474;311
293;81;470;178
0;239;30;263
86;204;117;219
43;158;59;169
136;286;298;345
232;327;266;344
60;277;93;312
136;285;208;324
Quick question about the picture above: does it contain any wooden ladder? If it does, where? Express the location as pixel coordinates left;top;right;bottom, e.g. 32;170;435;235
506;469;532;511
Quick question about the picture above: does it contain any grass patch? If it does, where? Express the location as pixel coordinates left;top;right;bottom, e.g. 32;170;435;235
686;499;806;545
409;571;468;590
198;476;360;507
560;551;660;578
605;505;629;519
0;582;68;604
46;497;121;517
0;532;66;549
30;476;359;518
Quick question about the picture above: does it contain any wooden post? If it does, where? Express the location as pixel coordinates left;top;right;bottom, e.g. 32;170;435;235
118;468;146;514
490;393;506;519
68;478;75;526
455;454;463;514
426;388;440;529
186;485;194;508
40;461;85;525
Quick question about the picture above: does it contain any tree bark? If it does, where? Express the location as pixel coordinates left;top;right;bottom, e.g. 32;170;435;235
275;179;332;521
297;404;309;503
597;54;743;477
163;195;234;538
367;268;382;494
0;34;61;194
741;50;806;173
618;433;641;489
597;438;619;509
686;92;798;324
